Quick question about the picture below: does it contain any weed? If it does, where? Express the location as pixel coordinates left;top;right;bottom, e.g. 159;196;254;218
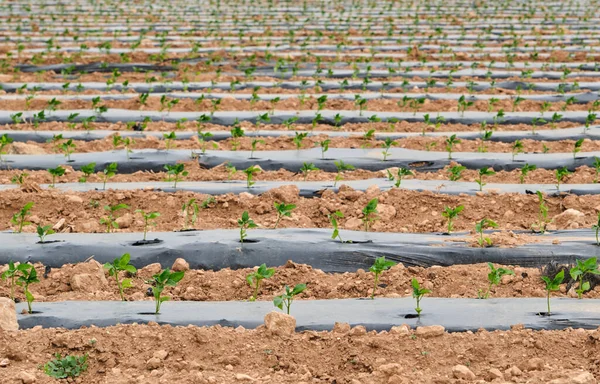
273;283;307;315
246;264;275;301
238;211;258;243
362;198;379;232
103;253;137;301
569;257;600;299
36;224;55;243
274;202;296;229
411;278;431;316
135;210;160;241
43;354;88;379
475;218;498;247
11;202;34;233
11;172;28;185
100;204;129;233
478;263;513;299
441;205;463;233
541;270;564;315
147;269;185;314
369;256;396;299
164;163;188;188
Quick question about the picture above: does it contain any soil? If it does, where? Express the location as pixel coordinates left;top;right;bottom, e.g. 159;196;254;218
0;184;598;234
1;260;598;304
1;322;599;384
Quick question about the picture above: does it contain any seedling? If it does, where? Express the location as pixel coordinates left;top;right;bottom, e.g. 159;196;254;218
387;167;414;187
448;165;466;181
11;202;34;233
533;191;550;233
381;137;396;161
293;132;308;150
570;257;600;299
541;270;564;315
250;139;264;159
11;173;28;185
230;123;245;150
478;130;493;153
520;163;537;184
59;139;76;161
135;210;160;241
163;131;177;150
412;278;431;317
1;261;19;300
362;198;379;232
273;283;307;315
44;354;88;379
246;264;275;301
48;166;66;187
594;157;600;183
79;162;96;183
593;212;600;246
301;162;319;181
442;205;464;233
573;138;584;159
103;253;137;301
476;167;496;191
445;135;461;159
478;263;514;299
274;202;296;229
0;133;13;163
101;162;118;190
17;263;39;313
475;218;498;247
181;198;199;230
318;139;330;159
197;130;214;155
457;95;474;116
243;165;260;188
147;269;185;314
238;210;258;243
328;211;344;242
369;256;396;299
100;204;129;233
334;160;354;187
555;166;571;191
164;163;188;188
36;224;55;243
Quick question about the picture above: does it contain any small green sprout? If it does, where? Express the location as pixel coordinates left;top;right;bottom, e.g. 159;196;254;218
11;172;28;185
387;167;414;188
300;162;319;181
103;253;137;301
476;167;496;191
541;270;564;315
11;202;34;233
441;205;463;233
573;138;584;159
512;140;524;161
478;263;514;299
246;264;275;301
17;263;39;313
48;166;66;187
182;198;199;230
381;137;396;161
0;133;14;163
147;269;185;314
412;278;431;317
520;163;537;184
101;162;118;190
100;204;129;233
274;202;296;229
230;123;245;151
59;139;76;161
318;139;330;159
448;165;466;181
243;165;260;188
328;211;344;242
445;134;461;159
135;210;160;241
163;131;177;150
293;132;308;150
569;257;600;299
250;139;265;159
44;354;88;379
362;198;379;232
225;162;237;180
593;212;600;246
273;283;307;315
164;163;188;188
555;166;571;191
334;160;354;187
475;218;498;247
369;256;396;299
238;210;258;243
1;261;19;300
79;162;96;183
36;224;55;243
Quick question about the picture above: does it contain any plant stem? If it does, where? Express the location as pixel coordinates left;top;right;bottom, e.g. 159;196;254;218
371;273;380;299
546;290;551;314
253;280;260;301
274;215;281;229
10;275;15;301
116;273;125;301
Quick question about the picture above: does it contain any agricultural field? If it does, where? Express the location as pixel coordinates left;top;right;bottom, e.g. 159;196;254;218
1;0;600;383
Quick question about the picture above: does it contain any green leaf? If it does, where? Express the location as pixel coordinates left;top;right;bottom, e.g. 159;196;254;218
273;295;284;310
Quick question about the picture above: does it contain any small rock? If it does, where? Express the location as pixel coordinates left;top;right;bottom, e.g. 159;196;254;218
115;213;133;229
333;322;351;333
378;363;403;376
153;350;168;360
552;209;586;229
52;218;66;231
141;263;163;276
65;195;83;204
70;273;108;293
0;358;9;367
146;357;163;370
17;371;36;383
344;218;363;230
9;142;46;155
235;374;256;381
264;311;296;336
0;297;19;331
487;368;503;380
527;357;545;371
389;325;410;335
267;185;300;204
505;366;522;378
452;365;476;380
349;325;367;336
415;325;445;338
171;258;189;272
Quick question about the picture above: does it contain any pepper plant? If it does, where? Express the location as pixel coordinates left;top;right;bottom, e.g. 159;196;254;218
0;133;14;163
48;166;66;187
79;162;96;183
476;167;496;191
328;211;344;242
11;202;34;233
362;198;379;232
554;166;571;191
478;263;514;299
101;162;118;190
512;140;524;161
573;138;584;159
412;278;431;317
293;132;308;149
334;160;354;187
445;134;460;159
387;167;414;187
532;191;550;233
273;202;296;229
103;253;137;301
369;256;396;299
100;204;129;233
17;263;39;314
164;163;188;188
381;137;395;161
442;205;463;233
181;198;199;230
243;165;260;188
448;165;466;181
273;283;307;315
520;163;536;184
36;224;55;243
475;218;498;247
541;270;564;315
238;210;258;243
250;139;264;159
593;212;600;246
147;269;185;314
135;210;160;241
318;139;330;159
569;257;600;299
246;264;275;301
1;261;19;301
300;162;318;181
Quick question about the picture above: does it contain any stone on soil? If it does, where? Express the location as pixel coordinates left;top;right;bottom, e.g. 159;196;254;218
0;298;18;331
264;311;296;336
